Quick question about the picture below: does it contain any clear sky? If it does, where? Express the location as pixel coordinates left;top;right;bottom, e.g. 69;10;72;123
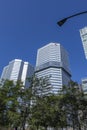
0;0;87;83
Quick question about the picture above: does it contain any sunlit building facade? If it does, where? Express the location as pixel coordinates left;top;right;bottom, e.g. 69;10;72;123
80;27;87;59
82;78;87;94
1;59;34;88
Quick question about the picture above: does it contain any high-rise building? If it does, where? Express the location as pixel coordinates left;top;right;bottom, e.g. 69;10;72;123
80;27;87;59
81;78;87;94
35;43;71;94
1;59;34;88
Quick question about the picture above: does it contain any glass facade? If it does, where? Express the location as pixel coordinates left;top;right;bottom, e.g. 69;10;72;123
82;78;87;94
80;27;87;59
35;43;71;94
1;59;34;88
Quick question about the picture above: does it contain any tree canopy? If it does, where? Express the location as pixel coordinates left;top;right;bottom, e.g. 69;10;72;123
0;78;87;130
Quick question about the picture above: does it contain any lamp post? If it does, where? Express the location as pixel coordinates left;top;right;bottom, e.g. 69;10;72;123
57;11;87;26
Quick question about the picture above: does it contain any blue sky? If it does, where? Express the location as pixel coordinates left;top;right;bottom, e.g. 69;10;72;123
0;0;87;83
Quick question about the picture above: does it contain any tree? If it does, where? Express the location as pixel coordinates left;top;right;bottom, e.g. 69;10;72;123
0;75;50;130
30;93;67;130
60;81;87;130
0;80;26;129
26;75;51;130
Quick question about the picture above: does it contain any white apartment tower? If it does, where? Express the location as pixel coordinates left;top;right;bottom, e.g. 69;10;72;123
82;78;87;94
1;59;34;88
80;27;87;59
35;43;71;94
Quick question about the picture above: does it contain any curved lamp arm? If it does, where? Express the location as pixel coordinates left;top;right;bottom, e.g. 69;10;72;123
57;11;87;26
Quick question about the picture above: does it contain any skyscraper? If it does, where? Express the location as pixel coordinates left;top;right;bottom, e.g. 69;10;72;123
80;27;87;59
35;43;71;94
1;59;34;88
81;78;87;94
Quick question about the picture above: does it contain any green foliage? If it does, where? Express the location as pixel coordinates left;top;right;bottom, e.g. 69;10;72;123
0;78;87;130
0;80;24;128
30;94;67;129
60;81;87;130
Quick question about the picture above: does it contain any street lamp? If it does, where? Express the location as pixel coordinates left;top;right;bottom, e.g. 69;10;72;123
57;11;87;26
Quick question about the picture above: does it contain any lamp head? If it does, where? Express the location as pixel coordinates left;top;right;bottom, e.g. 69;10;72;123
57;18;68;26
